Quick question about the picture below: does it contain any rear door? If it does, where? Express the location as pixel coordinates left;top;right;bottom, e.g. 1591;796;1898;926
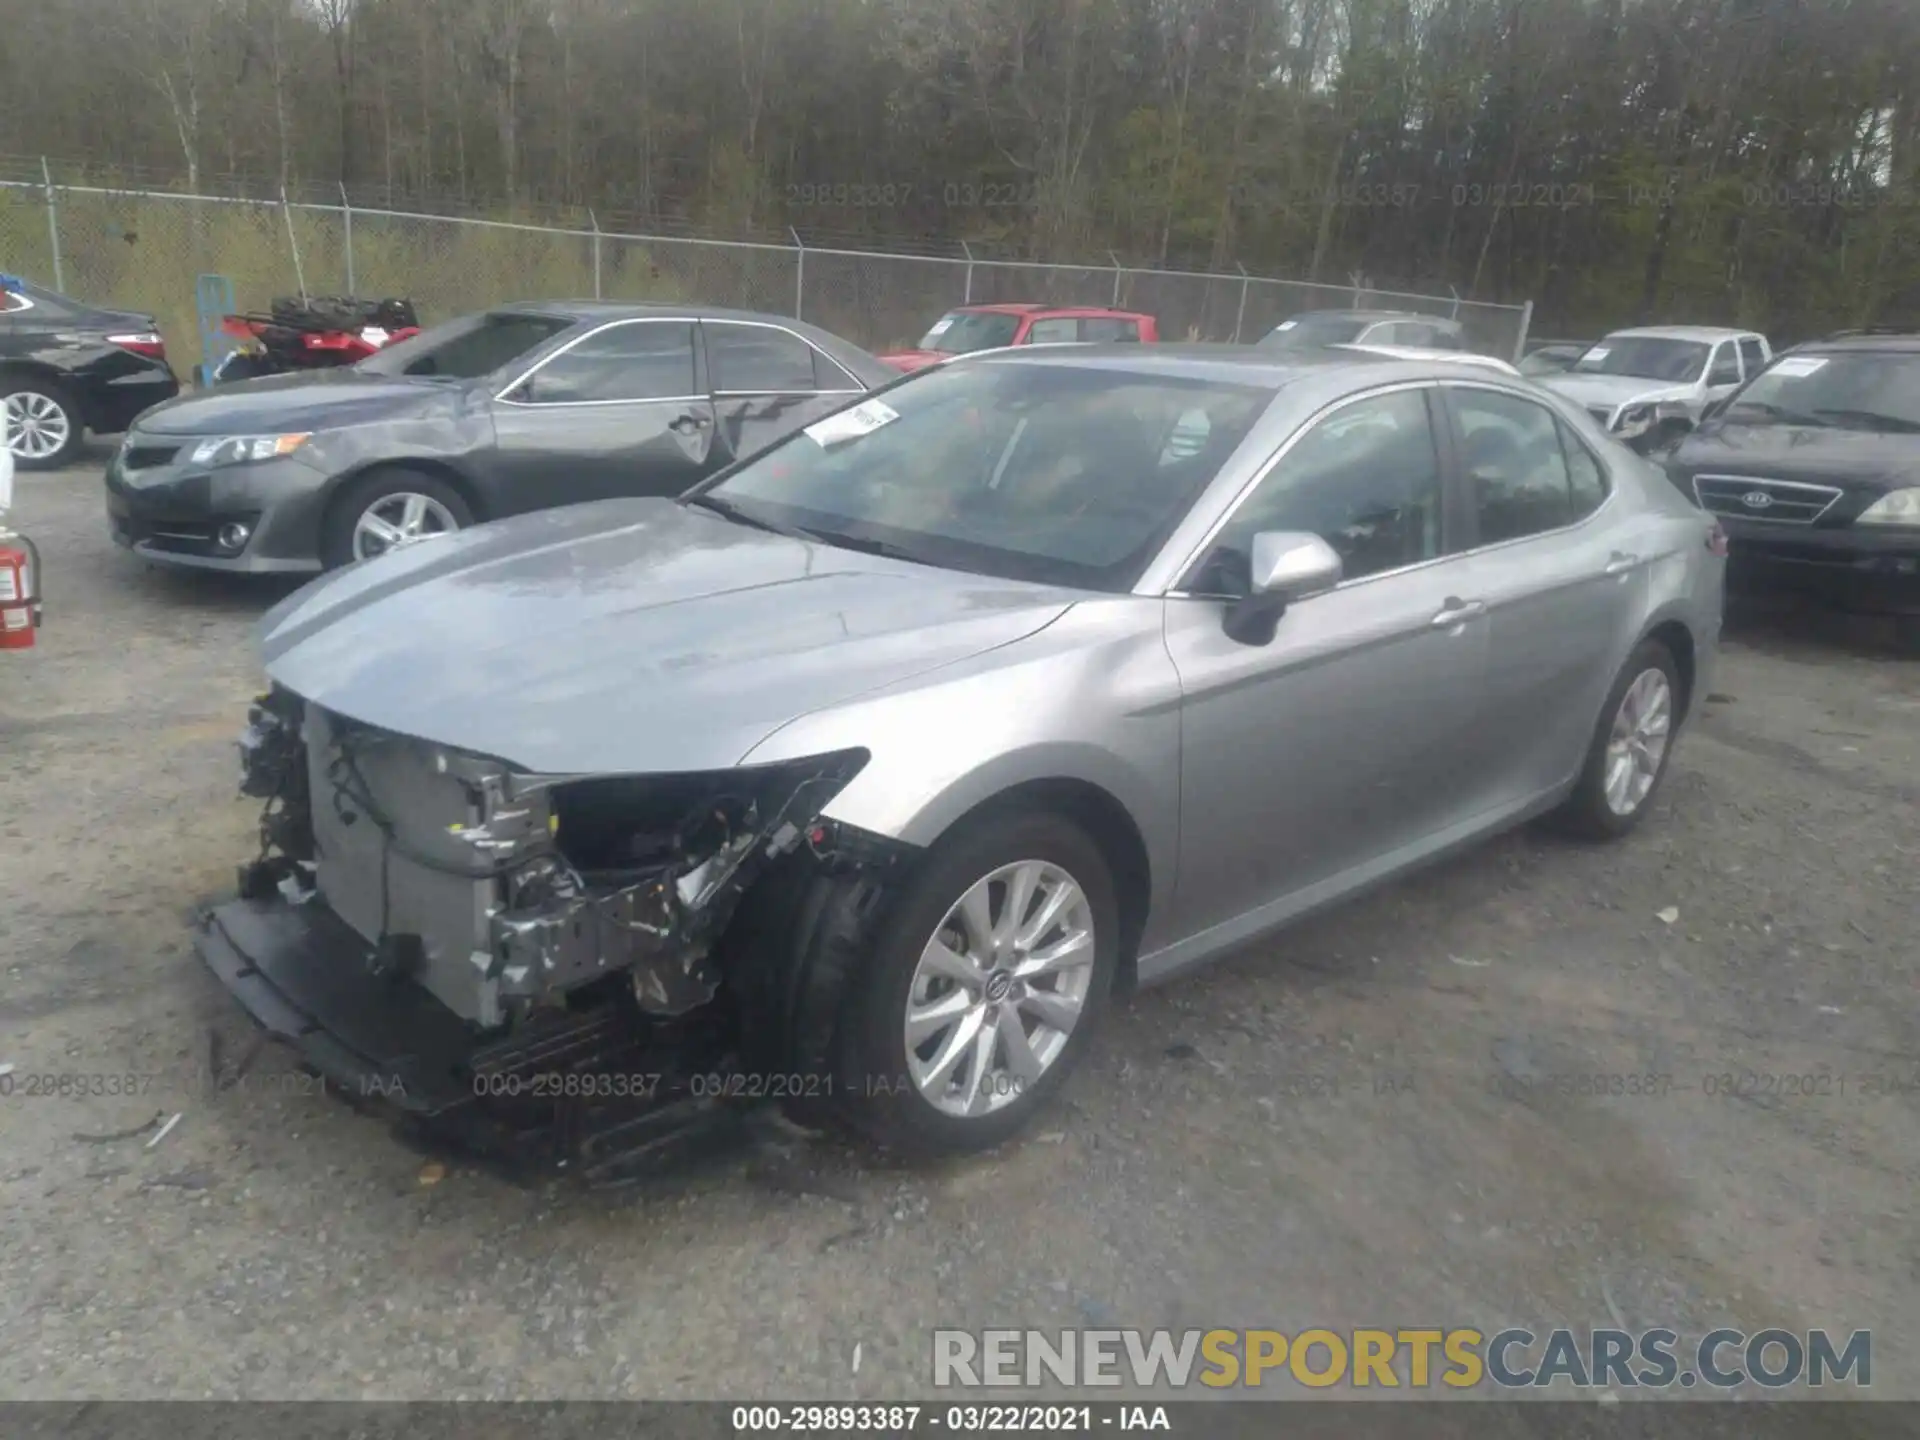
702;319;867;466
1441;383;1646;808
487;318;715;511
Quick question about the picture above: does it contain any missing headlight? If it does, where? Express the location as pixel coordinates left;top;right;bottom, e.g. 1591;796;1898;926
488;750;869;1017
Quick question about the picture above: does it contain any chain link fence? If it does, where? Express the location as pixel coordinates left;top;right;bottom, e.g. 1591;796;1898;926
0;170;1533;379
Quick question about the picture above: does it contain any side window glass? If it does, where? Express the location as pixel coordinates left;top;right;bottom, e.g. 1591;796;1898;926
1738;337;1766;377
1558;419;1609;521
1707;343;1741;386
522;323;694;404
810;347;861;392
1025;318;1079;344
1429;326;1464;351
1080;317;1140;343
1454;388;1575;543
1396;322;1437;347
1198;389;1443;593
707;323;815;393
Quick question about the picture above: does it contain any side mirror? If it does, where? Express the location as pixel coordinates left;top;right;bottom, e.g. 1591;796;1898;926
1222;531;1343;645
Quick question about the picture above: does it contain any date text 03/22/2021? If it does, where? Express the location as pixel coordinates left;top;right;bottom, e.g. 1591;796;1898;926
729;1404;1172;1433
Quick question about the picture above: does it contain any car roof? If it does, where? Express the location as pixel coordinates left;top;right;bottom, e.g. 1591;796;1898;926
487;300;896;384
1600;325;1762;342
1281;309;1461;326
956;303;1152;320
1789;332;1920;355
1332;342;1519;375
956;340;1509;390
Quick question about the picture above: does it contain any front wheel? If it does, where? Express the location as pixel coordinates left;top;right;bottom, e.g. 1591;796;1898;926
1552;638;1682;840
2;378;83;469
831;809;1119;1156
321;468;473;569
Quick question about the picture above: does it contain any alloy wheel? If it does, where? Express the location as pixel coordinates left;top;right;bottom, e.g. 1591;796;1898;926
352;491;459;561
903;859;1097;1118
1603;668;1672;816
4;391;72;461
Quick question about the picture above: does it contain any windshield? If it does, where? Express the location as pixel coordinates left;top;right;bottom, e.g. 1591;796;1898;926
915;310;1022;355
357;310;572;379
1258;313;1371;349
694;361;1271;591
1724;353;1920;432
1574;336;1710;383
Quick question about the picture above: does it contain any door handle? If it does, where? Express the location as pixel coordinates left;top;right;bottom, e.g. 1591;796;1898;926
1430;597;1486;628
1603;551;1640;576
670;413;710;434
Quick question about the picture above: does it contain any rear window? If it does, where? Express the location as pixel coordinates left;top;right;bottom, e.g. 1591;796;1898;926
916;310;1021;355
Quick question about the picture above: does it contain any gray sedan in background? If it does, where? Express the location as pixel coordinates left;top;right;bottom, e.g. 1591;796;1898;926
194;344;1726;1172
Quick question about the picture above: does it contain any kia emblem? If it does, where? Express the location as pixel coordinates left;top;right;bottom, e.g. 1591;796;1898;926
1742;490;1773;509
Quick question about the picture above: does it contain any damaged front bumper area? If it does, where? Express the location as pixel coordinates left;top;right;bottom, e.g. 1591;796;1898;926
193;685;896;1177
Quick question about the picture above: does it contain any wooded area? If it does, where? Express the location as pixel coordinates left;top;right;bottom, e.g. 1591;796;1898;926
3;0;1917;338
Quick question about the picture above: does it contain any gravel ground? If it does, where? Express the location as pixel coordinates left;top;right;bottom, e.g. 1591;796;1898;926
1;450;1916;1403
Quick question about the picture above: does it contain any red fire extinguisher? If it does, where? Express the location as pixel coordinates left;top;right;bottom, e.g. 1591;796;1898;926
0;526;42;649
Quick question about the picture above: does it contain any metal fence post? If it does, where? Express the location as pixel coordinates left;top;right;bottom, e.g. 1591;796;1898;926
1232;263;1250;343
790;227;805;319
1109;251;1123;307
961;240;974;304
281;185;308;301
340;183;356;294
40;158;64;292
1350;272;1363;308
589;210;602;299
1513;299;1535;363
1448;284;1460;319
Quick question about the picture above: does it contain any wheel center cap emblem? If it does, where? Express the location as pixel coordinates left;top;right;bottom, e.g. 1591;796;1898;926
1742;490;1773;509
984;970;1014;1002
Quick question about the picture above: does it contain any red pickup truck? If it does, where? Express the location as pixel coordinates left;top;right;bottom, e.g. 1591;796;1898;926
879;304;1160;373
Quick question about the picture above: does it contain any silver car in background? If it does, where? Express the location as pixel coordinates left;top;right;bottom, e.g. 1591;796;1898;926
195;345;1726;1168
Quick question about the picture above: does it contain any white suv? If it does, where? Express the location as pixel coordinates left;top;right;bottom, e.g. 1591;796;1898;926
1541;326;1771;452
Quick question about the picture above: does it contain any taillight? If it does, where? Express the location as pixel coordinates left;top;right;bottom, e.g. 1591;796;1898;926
1706;520;1729;557
107;332;167;361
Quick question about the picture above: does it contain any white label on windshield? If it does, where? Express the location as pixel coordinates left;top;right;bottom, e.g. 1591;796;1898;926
925;317;954;337
804;398;899;447
1274;320;1298;331
1582;346;1611;362
1768;356;1828;377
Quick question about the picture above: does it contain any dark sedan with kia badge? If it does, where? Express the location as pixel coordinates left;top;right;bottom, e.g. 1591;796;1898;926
1663;331;1920;648
104;301;894;573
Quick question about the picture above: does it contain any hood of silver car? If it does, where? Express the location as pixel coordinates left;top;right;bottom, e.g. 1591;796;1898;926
1541;373;1692;412
257;498;1076;774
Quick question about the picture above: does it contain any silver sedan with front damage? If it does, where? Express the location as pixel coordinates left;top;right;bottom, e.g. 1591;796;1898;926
195;345;1726;1173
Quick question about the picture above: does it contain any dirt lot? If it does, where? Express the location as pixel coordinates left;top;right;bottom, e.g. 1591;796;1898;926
1;449;1916;1403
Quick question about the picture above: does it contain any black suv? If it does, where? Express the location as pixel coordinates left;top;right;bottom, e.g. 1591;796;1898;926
2;275;180;468
1663;330;1920;647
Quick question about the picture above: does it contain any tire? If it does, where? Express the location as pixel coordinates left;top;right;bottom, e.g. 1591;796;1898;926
1552;638;1682;840
320;467;473;569
2;376;84;470
827;808;1120;1157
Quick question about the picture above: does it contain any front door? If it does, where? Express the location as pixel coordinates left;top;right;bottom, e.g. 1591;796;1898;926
702;319;867;468
1163;385;1492;943
487;318;717;515
1441;383;1648;807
